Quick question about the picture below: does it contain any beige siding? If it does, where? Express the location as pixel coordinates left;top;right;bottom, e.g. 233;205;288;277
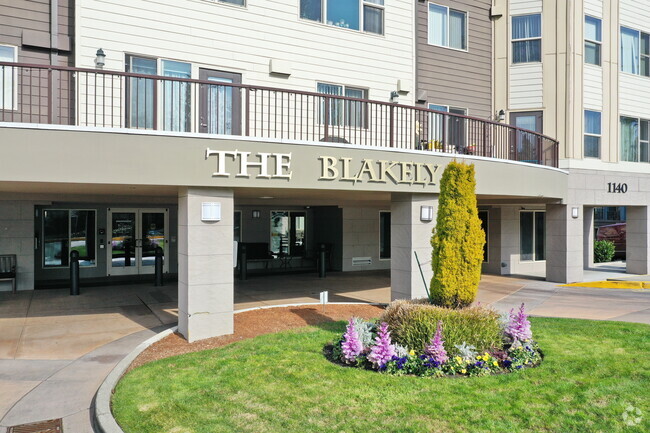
584;0;603;17
509;63;543;109
510;0;542;15
620;73;650;119
620;0;650;32
583;64;602;110
415;0;492;118
76;0;415;105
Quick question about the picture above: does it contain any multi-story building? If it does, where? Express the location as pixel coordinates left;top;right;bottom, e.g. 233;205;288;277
1;0;570;342
493;0;650;282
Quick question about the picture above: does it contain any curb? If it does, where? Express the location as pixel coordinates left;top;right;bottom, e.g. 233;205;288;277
93;302;385;433
561;281;650;289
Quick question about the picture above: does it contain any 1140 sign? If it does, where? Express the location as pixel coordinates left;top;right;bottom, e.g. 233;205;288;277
607;182;628;193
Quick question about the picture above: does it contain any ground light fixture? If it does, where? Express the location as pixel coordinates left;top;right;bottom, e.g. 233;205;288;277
420;205;434;222
95;48;106;69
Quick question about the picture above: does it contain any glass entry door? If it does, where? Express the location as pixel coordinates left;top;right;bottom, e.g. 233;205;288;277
107;208;169;276
199;69;242;135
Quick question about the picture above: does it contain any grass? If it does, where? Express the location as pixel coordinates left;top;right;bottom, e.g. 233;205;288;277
112;318;650;433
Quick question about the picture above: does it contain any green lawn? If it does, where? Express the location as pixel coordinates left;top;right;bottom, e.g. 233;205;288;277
112;318;650;433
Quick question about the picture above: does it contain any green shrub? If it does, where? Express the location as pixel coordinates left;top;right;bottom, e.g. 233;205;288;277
380;300;502;354
594;240;616;263
430;161;485;308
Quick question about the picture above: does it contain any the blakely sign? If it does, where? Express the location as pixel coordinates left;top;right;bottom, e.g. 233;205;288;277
319;156;439;186
206;149;293;179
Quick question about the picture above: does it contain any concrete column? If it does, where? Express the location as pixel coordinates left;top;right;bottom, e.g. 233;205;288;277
583;206;595;269
178;187;234;342
626;206;650;274
546;204;583;283
390;193;438;300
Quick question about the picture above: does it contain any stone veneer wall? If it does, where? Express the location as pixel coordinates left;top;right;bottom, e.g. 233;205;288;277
341;206;391;272
0;201;35;291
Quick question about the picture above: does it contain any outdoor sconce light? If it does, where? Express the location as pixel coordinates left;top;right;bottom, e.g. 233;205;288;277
201;202;221;222
497;109;506;122
572;207;580;219
420;205;434;222
390;91;399;103
95;48;106;69
252;210;261;218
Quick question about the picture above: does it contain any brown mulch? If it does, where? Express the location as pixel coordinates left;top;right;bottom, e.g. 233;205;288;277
128;304;384;372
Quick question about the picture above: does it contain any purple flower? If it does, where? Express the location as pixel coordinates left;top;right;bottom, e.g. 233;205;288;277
424;320;448;364
506;303;533;342
341;317;363;362
368;322;397;369
503;360;513;368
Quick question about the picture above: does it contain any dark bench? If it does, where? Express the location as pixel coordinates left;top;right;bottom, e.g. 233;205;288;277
240;243;275;269
0;254;17;294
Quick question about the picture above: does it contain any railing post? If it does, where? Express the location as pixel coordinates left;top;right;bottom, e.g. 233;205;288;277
152;77;158;130
245;87;250;136
389;105;395;147
441;113;446;151
482;122;487;157
47;68;53;124
537;135;543;165
324;96;330;141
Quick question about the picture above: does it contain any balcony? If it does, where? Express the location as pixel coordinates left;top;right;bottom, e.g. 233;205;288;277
0;62;559;167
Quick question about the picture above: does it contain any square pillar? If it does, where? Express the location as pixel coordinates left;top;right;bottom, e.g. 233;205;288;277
390;193;438;300
178;187;234;342
583;206;595;269
626;206;650;274
546;204;583;283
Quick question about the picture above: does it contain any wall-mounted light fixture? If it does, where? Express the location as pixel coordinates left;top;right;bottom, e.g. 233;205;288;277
201;202;221;222
252;210;261;218
497;109;505;122
390;91;399;103
95;48;106;70
420;205;434;222
571;207;580;219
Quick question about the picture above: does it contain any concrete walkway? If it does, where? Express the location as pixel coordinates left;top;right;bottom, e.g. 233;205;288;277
0;271;648;431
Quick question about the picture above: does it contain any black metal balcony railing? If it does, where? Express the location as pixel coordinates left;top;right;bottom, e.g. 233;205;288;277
0;62;559;167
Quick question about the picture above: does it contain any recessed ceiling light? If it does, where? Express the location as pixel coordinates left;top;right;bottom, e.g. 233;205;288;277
259;196;274;199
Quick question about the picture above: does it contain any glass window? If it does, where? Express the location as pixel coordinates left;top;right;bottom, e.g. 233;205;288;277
379;211;391;259
512;14;542;63
219;0;244;5
300;0;384;35
620;116;639;162
162;60;191;132
428;3;467;50
641;120;650;162
127;56;157;129
425;104;467;147
270;211;290;255
270;211;306;256
318;82;367;128
44;210;96;268
621;27;640;75
520;211;545;261
585;16;602;66
642;33;650;77
584;110;601;158
0;45;17;110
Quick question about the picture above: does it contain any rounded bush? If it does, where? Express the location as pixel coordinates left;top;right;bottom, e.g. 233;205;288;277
594;239;616;263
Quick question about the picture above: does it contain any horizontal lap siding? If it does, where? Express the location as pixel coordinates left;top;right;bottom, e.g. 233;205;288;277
509;63;543;110
583;64;602;110
416;0;492;118
620;74;650;119
620;0;650;33
584;0;603;18
77;0;415;104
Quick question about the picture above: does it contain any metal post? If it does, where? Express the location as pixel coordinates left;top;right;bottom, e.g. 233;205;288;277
154;246;164;286
70;250;80;296
318;243;326;278
239;243;248;281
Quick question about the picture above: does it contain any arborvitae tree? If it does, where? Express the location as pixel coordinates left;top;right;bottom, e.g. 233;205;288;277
430;161;485;308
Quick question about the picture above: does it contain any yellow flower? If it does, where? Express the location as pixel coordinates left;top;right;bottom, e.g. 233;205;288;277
484;352;490;359
460;369;467;374
493;361;498;366
409;349;415;356
476;355;482;361
455;356;462;363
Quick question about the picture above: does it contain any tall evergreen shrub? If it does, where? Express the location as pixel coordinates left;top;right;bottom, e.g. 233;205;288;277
430;161;485;308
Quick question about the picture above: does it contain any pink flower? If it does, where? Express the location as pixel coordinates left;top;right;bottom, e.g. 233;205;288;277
368;322;396;369
341;317;363;362
506;303;532;342
424;320;448;364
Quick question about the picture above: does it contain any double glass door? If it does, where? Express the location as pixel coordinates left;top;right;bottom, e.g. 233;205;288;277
107;208;168;275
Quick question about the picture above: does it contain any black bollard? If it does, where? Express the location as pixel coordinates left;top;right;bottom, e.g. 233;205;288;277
239;244;247;281
318;243;326;279
154;246;164;286
70;250;80;296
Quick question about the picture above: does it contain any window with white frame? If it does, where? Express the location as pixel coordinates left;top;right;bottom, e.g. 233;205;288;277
620;116;650;163
620;26;650;76
0;45;17;110
512;14;541;63
520;210;545;261
317;82;367;127
300;0;384;35
584;110;601;158
584;16;602;66
426;104;467;149
428;3;467;50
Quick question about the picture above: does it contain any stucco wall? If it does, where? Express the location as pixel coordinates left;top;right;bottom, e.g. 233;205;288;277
0;200;35;291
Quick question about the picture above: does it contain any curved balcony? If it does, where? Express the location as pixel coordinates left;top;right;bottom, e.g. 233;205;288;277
0;62;559;167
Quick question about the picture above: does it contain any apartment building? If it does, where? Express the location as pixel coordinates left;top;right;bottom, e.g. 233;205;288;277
0;0;569;342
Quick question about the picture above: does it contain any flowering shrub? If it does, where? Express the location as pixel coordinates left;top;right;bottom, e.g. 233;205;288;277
329;303;542;378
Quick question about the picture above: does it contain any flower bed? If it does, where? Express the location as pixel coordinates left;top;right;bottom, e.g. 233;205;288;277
329;302;542;377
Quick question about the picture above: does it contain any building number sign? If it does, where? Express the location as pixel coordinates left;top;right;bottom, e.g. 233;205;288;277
607;182;628;193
